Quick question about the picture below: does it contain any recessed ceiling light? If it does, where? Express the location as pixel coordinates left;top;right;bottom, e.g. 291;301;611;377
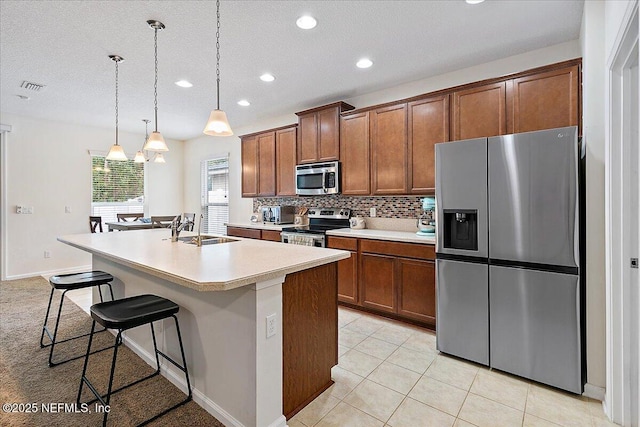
296;15;317;30
175;80;193;88
260;73;275;82
356;58;373;69
465;0;485;4
237;100;251;106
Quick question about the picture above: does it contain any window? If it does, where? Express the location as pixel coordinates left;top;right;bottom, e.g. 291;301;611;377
91;156;144;224
201;156;229;235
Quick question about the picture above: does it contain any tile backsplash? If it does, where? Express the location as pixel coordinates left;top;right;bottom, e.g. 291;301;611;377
254;195;434;220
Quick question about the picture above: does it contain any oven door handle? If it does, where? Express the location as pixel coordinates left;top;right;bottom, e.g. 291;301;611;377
322;171;327;194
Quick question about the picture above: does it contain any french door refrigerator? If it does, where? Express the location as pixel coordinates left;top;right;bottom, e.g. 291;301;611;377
435;126;585;394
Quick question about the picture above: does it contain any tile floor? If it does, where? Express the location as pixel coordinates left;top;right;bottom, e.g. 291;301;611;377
289;307;619;427
61;284;618;427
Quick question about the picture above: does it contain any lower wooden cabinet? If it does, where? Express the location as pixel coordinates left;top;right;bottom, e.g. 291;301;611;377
226;226;282;242
327;236;436;328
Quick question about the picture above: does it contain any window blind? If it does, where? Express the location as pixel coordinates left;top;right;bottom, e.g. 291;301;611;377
91;156;144;225
201;156;229;235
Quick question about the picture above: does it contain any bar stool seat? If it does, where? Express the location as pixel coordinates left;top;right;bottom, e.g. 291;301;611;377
78;294;192;427
40;271;115;367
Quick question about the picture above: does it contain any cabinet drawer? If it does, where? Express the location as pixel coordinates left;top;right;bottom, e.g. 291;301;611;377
261;229;282;242
360;239;435;260
326;236;358;251
227;226;261;239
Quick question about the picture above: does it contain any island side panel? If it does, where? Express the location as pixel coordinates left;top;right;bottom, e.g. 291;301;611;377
282;262;338;419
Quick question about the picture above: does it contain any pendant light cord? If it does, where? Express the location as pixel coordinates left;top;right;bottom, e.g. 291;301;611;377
154;26;159;132
216;0;221;110
115;59;119;146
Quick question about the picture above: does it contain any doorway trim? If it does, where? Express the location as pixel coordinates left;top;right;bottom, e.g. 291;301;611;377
605;1;639;425
0;124;11;281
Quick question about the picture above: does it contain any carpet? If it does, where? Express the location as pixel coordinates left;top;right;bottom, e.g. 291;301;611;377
0;276;225;426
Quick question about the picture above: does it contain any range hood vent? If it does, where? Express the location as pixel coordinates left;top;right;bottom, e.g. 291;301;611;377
20;80;46;91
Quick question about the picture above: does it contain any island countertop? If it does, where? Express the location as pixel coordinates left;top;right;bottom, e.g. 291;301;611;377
58;229;349;292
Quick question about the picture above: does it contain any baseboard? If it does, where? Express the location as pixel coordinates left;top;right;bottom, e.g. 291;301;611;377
583;383;606;401
121;335;246;427
2;264;92;281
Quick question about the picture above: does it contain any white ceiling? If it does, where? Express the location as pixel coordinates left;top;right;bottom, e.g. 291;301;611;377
0;0;584;141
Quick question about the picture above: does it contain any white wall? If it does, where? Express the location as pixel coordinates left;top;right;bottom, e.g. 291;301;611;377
580;0;607;391
0;112;184;279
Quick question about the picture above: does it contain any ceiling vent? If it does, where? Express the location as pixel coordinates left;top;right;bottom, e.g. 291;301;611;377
20;80;46;91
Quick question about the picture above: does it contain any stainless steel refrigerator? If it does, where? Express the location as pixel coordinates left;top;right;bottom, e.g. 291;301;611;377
435;126;585;394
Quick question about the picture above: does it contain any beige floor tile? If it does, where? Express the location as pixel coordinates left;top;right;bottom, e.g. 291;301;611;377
425;355;479;391
343;379;405;423
458;393;524;427
523;413;563;426
339;328;368;348
526;384;591;427
453;419;478;427
367;361;421;394
387;397;456;427
326;365;364;399
287;417;308;427
354;336;399;360
408;376;468;416
294;390;341;427
343;316;386;336
470;370;529;411
387;346;437;374
337;344;349;357
339;349;384;377
370;325;413;346
315;402;384;427
591;416;621;427
402;331;437;352
338;307;362;324
586;399;608;420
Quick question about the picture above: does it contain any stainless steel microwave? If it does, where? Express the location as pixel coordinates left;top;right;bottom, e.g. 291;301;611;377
295;161;340;195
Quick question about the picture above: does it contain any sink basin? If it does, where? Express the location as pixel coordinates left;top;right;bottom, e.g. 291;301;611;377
176;236;238;245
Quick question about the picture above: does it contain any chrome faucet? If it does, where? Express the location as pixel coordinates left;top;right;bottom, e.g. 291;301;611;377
171;215;186;242
191;213;204;247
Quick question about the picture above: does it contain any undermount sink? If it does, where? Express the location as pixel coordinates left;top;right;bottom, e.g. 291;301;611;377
176;236;239;245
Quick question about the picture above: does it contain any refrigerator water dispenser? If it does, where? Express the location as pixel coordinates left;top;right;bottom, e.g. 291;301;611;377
443;209;478;250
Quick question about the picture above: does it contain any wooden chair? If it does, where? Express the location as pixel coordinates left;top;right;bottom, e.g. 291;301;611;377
117;213;143;222
151;215;179;228
182;213;196;231
89;216;103;233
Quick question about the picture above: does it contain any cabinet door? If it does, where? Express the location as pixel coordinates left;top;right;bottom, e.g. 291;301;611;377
241;136;259;197
511;65;580;133
371;104;408;194
408;96;449;193
397;258;436;325
276;127;297;196
451;82;507;141
261;229;282;242
258;132;276;196
340;112;371;195
227;226;261;239
360;253;396;313
297;113;318;164
337;251;358;304
318;106;340;161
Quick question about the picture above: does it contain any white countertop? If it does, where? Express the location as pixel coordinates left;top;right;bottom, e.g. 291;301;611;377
58;229;349;292
226;222;296;231
326;228;436;245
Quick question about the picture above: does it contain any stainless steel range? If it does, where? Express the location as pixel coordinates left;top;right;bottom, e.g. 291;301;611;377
281;207;350;247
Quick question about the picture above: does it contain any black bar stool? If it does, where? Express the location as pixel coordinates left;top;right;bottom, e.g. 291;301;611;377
77;294;192;427
40;271;115;367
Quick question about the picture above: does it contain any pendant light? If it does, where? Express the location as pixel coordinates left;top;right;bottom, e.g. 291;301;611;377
143;20;169;152
134;119;150;163
106;55;128;161
203;0;233;136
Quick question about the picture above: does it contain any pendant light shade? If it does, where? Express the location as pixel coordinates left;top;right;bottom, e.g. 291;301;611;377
203;0;233;136
144;20;169;152
133;150;146;163
203;109;233;136
106;55;127;161
154;152;166;163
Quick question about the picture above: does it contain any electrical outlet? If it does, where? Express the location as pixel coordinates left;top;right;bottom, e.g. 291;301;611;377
16;205;23;214
266;313;277;338
65;206;71;213
44;251;51;258
370;207;376;217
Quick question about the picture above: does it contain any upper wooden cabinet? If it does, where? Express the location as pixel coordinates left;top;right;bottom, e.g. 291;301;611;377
296;102;355;164
451;82;508;141
240;124;297;198
408;95;449;193
276;127;297;196
371;103;408;195
510;65;580;133
241;136;259;197
340;111;371;195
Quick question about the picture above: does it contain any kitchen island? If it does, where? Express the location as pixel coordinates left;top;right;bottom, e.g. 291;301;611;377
58;229;350;427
